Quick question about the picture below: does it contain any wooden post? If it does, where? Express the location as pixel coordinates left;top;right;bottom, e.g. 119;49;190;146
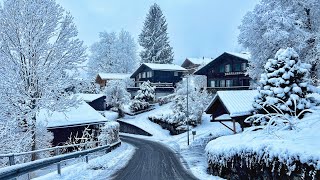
232;119;236;134
57;162;61;175
9;155;15;166
85;155;89;163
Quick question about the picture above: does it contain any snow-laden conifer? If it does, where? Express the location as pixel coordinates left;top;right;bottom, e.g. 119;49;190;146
139;3;174;64
134;81;156;102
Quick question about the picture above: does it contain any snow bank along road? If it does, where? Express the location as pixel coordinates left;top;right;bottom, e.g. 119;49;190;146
112;135;198;180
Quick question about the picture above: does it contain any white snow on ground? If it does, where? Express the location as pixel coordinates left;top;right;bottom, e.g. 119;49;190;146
205;111;320;171
34;142;135;180
118;103;242;180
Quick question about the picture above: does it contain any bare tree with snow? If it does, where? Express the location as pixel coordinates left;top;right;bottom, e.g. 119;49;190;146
139;3;174;64
0;0;86;160
88;30;138;77
239;0;320;83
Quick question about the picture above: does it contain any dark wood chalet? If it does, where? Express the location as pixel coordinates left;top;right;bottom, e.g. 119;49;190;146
130;63;187;87
205;90;258;133
194;52;251;93
181;57;212;74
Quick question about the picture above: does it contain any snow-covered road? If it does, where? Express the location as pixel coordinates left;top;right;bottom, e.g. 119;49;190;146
111;135;198;180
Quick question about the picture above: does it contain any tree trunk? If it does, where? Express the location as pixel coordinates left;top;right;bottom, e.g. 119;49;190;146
31;115;37;161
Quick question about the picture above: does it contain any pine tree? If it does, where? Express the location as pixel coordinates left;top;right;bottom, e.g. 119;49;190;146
139;3;174;64
134;81;156;102
253;48;317;117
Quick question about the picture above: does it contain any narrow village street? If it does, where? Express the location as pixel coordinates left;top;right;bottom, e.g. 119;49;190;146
112;135;198;180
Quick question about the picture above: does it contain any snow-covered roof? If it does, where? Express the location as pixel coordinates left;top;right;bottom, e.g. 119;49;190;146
37;101;108;128
144;63;187;71
98;73;131;80
76;93;105;103
186;58;212;65
206;90;258;117
226;52;251;60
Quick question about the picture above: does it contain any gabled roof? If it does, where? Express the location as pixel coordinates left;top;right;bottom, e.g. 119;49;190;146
205;90;258;117
38;101;108;128
185;58;212;65
131;63;187;78
98;73;131;80
76;93;105;103
194;52;250;75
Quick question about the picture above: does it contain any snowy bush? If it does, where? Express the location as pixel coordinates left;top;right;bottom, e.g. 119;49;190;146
172;76;210;125
105;80;131;117
134;81;156;102
248;48;319;128
157;94;175;105
98;121;120;146
129;100;150;113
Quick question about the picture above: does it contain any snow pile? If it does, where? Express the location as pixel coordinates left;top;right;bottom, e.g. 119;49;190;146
205;111;320;175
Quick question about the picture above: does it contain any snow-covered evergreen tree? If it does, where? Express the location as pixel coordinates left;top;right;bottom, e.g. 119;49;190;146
104;80;131;117
253;48;318;119
139;3;174;64
0;0;86;159
239;0;320;83
134;81;156;102
88;30;138;77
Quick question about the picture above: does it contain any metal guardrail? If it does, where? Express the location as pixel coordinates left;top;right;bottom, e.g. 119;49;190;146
0;141;121;180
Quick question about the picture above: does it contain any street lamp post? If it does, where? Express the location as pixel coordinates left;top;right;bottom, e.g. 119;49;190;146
186;76;189;146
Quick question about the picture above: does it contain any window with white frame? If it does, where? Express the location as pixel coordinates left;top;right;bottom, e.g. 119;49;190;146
226;80;233;87
147;71;153;78
220;80;225;87
225;64;231;72
241;63;247;71
174;72;178;76
138;73;141;79
142;72;146;78
210;80;216;87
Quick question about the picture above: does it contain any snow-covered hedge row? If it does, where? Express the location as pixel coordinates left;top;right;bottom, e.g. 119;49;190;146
205;112;320;179
98;121;120;145
148;113;187;135
129;100;150;113
157;94;175;105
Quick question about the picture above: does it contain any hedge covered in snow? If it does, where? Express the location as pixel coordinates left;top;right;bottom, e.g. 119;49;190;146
129;100;150;113
205;112;320;179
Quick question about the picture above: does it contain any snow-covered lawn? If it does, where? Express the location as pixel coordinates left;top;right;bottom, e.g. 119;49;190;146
34;142;135;180
206;111;320;172
119;102;242;180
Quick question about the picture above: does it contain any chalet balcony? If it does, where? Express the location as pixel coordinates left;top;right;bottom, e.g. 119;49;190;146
206;86;250;94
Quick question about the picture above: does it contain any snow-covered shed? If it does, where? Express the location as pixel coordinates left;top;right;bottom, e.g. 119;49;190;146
205;90;258;133
130;63;187;87
95;73;131;87
38;101;109;145
76;93;106;111
181;57;212;74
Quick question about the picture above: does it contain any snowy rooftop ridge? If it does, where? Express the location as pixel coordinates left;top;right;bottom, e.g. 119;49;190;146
226;52;251;60
37;101;108;128
186;57;212;65
98;73;131;80
76;93;105;103
143;63;187;71
206;90;258;117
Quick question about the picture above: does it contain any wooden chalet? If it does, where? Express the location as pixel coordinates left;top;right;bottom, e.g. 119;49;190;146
181;57;212;74
95;73;131;87
194;52;251;93
38;101;109;146
76;93;106;111
205;90;258;133
130;63;187;87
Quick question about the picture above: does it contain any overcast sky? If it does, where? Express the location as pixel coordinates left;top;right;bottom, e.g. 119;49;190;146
57;0;259;64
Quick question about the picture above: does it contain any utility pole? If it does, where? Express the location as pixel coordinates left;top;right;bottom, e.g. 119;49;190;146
186;76;189;146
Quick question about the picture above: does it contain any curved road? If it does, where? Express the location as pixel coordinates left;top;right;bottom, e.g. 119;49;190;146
112;135;198;180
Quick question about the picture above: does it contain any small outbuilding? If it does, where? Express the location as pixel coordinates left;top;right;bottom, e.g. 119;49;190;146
38;101;109;146
95;73;131;87
181;57;212;74
76;93;106;111
205;90;258;133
